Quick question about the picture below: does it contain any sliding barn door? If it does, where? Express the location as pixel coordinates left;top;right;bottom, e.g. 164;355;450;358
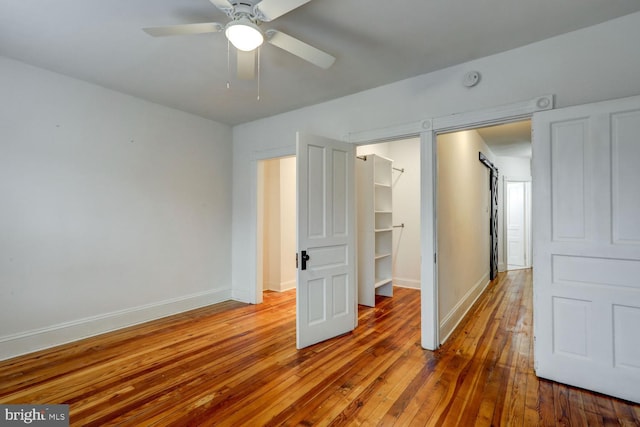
480;153;499;280
296;133;356;349
533;95;640;403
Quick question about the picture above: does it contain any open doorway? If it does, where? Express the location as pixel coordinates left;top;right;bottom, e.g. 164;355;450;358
435;119;532;343
256;156;296;298
476;120;532;273
356;137;422;303
505;179;532;270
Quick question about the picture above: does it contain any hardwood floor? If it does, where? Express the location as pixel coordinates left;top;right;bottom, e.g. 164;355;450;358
1;269;639;426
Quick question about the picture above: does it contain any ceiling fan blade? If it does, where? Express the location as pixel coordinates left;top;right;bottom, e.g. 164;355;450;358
254;0;313;21
237;50;256;80
266;30;335;69
143;22;223;37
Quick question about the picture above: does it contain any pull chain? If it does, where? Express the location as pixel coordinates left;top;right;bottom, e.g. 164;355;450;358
257;47;261;101
226;39;231;89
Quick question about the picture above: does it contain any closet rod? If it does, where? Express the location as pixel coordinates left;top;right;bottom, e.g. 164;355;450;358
393;223;405;228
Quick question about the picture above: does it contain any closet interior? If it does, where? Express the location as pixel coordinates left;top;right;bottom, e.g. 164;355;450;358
356;137;420;306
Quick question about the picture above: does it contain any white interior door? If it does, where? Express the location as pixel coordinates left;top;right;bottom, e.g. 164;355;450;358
506;181;526;268
296;132;356;349
533;94;640;403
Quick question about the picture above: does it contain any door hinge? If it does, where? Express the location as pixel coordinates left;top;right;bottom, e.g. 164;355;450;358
434;253;437;264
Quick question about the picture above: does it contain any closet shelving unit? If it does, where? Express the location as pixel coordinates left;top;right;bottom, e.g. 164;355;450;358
357;154;393;307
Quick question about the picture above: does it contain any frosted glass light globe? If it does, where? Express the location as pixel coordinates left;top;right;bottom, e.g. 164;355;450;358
225;19;263;51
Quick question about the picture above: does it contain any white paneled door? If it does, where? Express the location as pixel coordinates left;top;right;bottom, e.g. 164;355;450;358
506;181;527;269
296;133;356;349
533;95;640;403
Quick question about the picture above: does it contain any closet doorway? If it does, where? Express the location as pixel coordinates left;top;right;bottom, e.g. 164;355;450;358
256;156;297;296
356;137;422;300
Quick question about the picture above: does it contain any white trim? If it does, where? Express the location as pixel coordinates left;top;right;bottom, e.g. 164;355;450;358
432;95;553;132
347;120;433;144
392;277;421;289
231;288;252;303
347;95;553;144
279;279;296;292
264;279;296;292
439;273;491;343
0;288;231;361
252;146;297;161
421;131;439;350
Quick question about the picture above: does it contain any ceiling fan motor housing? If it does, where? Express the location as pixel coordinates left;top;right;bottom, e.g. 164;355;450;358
227;0;263;23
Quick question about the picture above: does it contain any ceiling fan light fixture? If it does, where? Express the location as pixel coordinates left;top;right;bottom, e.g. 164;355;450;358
225;18;264;51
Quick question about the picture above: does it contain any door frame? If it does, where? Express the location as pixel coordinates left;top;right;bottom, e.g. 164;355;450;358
253;146;296;305
348;94;553;350
247;95;554;351
256;154;297;298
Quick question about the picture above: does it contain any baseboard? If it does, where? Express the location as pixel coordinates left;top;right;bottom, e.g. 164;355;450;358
264;279;296;293
263;281;279;292
231;288;252;303
439;273;490;344
0;288;232;361
279;279;296;292
392;277;421;289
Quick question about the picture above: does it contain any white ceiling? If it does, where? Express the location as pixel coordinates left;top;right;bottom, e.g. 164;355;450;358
477;120;532;158
1;1;639;126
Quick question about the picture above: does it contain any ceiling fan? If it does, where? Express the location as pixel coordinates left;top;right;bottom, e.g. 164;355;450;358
143;0;336;80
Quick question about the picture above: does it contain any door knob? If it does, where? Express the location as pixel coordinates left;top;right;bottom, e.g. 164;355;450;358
301;250;310;270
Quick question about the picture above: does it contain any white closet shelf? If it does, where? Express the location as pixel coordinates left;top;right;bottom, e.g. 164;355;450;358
374;182;391;188
374;278;393;288
357;153;394;307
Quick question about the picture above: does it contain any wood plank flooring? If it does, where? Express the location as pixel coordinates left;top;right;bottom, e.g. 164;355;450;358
1;269;639;426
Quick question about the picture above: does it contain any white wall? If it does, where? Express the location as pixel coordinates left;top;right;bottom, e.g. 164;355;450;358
388;138;421;289
437;130;493;341
231;12;640;303
0;56;233;359
262;158;281;290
